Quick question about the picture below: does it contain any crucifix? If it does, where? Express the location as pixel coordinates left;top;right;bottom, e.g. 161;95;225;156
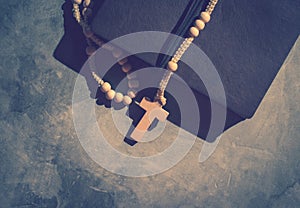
130;97;169;141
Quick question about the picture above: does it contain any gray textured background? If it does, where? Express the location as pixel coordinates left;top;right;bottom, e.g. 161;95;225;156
0;0;299;207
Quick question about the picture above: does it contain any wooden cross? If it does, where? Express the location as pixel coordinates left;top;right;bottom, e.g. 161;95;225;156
130;97;169;141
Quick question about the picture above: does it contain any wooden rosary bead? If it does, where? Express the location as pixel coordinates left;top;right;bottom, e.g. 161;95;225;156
112;49;122;58
167;61;178;72
118;58;128;65
82;8;92;17
123;95;132;105
86;46;96;56
127;72;137;80
72;0;82;4
122;63;132;73
83;27;93;38
128;80;139;88
106;90;116;100
114;92;124;103
195;19;205;30
127;90;137;99
95;39;103;46
189;27;199;37
200;11;211;23
102;44;114;51
100;82;111;93
90;35;103;46
83;0;91;7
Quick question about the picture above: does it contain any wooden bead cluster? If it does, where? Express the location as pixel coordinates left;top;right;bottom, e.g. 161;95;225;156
73;0;219;107
155;0;218;106
72;0;140;106
189;11;211;38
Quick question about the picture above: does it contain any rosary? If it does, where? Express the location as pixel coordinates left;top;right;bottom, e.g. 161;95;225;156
72;0;218;141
